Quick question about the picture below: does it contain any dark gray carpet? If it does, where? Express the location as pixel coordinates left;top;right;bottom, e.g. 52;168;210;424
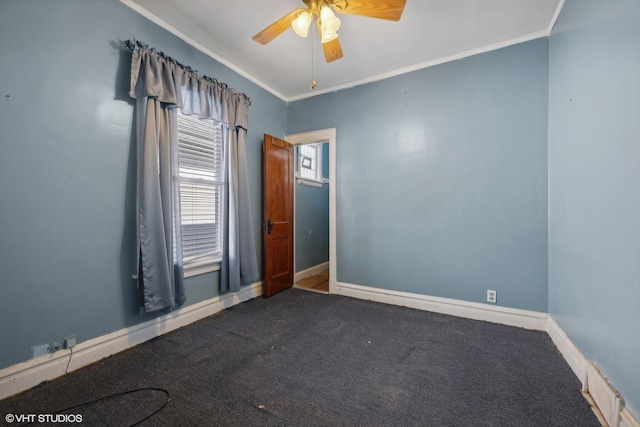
0;289;599;426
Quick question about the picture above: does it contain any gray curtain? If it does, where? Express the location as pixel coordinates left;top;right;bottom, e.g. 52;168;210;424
128;40;258;312
134;97;185;313
221;127;259;292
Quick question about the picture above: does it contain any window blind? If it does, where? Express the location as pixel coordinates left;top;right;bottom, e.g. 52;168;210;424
177;112;225;268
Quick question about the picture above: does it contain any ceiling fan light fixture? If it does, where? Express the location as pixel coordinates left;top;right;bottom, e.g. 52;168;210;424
320;30;339;43
253;0;406;63
291;10;312;37
319;5;340;43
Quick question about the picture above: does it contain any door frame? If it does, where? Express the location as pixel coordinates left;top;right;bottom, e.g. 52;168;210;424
285;128;337;294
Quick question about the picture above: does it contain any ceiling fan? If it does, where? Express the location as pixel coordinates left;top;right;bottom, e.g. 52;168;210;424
252;0;407;63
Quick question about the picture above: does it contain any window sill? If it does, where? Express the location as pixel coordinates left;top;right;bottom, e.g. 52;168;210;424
184;261;221;278
296;178;324;188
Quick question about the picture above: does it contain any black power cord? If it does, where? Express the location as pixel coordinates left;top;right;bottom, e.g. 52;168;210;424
64;347;73;374
21;387;170;427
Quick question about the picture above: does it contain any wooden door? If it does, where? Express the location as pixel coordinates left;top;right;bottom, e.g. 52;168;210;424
263;134;294;297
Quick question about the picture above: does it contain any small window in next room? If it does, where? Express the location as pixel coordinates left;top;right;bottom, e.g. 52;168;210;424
176;111;225;277
297;143;323;186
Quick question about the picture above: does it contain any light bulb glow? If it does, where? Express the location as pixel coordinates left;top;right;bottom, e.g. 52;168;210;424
319;5;340;43
320;31;338;43
291;11;312;38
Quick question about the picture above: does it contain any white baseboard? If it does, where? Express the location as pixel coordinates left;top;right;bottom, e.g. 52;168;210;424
586;361;623;427
548;316;639;427
0;282;263;401
547;316;588;387
334;282;548;330
295;262;329;282
621;408;640;427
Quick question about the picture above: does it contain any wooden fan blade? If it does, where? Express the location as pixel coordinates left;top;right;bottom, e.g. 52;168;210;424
332;0;406;21
253;8;306;44
322;37;344;63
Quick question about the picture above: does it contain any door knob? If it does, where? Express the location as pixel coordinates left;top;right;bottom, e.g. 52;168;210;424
267;219;275;234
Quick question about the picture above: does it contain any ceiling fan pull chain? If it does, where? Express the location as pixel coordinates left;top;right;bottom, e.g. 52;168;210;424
311;19;317;89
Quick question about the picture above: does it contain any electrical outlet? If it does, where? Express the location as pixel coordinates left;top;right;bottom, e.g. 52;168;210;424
487;290;497;303
64;335;76;349
51;342;62;352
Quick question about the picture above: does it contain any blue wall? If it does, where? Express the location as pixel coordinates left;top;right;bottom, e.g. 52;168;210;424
0;0;286;370
548;0;640;416
295;143;330;272
288;39;550;311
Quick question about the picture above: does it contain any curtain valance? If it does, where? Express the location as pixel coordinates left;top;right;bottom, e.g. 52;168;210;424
126;40;251;130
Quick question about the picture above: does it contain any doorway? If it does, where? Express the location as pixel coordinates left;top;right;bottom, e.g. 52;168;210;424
293;141;329;293
285;129;337;294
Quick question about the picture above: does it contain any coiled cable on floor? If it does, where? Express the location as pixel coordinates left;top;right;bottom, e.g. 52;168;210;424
21;387;170;427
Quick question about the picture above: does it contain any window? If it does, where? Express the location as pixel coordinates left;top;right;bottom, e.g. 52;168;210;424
177;111;225;276
297;143;323;187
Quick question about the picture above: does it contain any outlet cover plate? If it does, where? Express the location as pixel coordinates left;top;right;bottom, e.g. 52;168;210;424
487;290;497;303
64;336;77;349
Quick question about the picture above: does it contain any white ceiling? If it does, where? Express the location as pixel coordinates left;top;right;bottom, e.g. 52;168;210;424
121;0;562;101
